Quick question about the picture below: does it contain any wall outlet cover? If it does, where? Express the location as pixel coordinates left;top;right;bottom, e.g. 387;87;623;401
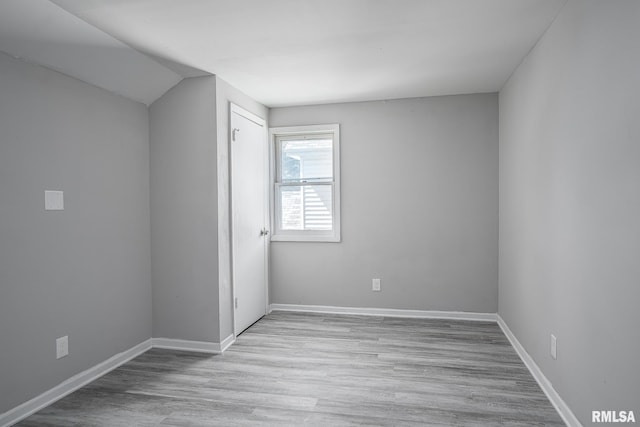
372;278;381;292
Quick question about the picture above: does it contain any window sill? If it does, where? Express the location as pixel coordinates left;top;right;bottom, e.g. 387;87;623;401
271;234;341;243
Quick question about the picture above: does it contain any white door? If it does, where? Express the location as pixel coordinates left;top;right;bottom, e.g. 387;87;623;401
230;104;268;335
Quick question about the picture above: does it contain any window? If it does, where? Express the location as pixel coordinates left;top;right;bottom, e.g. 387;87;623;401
270;124;340;242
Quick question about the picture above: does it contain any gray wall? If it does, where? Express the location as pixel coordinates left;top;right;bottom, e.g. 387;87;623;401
269;94;498;313
149;75;267;344
0;51;151;413
149;76;220;342
215;77;269;340
498;0;640;424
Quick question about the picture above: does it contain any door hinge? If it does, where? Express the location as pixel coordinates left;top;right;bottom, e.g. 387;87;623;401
235;297;238;309
232;128;240;141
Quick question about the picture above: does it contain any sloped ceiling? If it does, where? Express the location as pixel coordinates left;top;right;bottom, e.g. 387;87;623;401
0;0;195;105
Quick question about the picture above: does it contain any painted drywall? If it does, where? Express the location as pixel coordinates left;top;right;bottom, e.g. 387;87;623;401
499;0;640;424
215;76;269;339
269;94;498;313
0;51;151;413
149;76;220;342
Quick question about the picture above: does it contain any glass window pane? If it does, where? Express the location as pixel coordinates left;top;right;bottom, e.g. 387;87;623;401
280;138;333;181
279;184;333;231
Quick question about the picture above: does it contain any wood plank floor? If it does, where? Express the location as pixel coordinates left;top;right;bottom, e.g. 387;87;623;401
18;312;564;426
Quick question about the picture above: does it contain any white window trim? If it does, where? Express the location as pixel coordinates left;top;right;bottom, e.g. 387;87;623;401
269;124;341;243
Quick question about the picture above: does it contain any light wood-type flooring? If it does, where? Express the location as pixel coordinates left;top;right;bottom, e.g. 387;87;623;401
18;311;565;426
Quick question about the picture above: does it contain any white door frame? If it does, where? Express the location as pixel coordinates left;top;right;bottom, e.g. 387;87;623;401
229;102;269;337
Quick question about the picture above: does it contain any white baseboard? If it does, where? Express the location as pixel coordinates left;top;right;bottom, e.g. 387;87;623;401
220;333;236;352
0;339;152;427
269;303;497;322
497;315;581;427
152;337;228;354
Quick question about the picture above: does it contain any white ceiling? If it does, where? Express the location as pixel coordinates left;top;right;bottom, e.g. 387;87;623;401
3;0;566;107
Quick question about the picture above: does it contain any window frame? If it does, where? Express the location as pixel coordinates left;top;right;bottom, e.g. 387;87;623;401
269;124;341;242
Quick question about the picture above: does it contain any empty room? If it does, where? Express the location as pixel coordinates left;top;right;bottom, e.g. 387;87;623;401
0;0;638;426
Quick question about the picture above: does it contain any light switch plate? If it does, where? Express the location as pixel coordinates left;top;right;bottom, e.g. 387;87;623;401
56;336;68;359
45;191;64;211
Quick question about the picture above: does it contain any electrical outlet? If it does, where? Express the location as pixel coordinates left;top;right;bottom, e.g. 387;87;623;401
56;336;68;359
372;278;381;292
550;334;557;360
